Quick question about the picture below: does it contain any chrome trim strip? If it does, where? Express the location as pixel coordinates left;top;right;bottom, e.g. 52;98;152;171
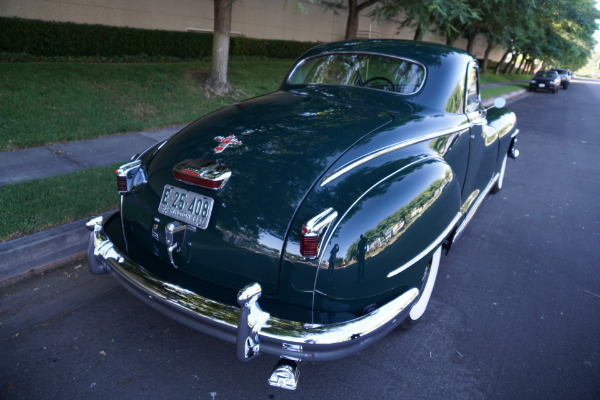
303;208;338;236
387;212;461;278
287;51;427;95
320;126;469;186
452;172;499;243
87;215;419;362
116;159;144;194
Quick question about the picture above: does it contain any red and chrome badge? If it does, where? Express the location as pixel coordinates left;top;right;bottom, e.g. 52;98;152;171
213;134;242;153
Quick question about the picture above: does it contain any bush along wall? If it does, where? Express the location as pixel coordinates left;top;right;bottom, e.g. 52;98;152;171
0;17;318;60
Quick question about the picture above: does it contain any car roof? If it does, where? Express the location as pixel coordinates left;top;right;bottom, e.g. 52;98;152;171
299;39;473;67
289;39;475;114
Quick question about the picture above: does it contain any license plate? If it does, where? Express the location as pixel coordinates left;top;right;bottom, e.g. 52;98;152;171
539;83;545;88
158;185;214;229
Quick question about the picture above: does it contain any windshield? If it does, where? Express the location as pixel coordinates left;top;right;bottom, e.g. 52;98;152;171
535;71;557;78
287;53;426;95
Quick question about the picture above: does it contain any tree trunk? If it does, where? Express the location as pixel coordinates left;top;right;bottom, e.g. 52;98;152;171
516;55;527;74
204;0;232;95
503;53;516;74
345;0;359;39
413;25;422;41
345;0;379;40
537;60;544;72
494;49;510;75
508;54;519;74
481;39;495;75
466;29;477;55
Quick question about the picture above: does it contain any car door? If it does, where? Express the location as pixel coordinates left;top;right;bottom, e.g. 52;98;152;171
461;63;499;204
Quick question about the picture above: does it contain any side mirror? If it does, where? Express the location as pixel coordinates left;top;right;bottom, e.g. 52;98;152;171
492;97;506;109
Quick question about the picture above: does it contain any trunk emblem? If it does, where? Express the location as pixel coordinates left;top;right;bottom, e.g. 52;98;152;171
213;134;242;153
173;159;232;191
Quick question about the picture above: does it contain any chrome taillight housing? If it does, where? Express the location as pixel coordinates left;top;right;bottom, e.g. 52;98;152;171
300;208;338;259
172;159;231;191
116;159;146;194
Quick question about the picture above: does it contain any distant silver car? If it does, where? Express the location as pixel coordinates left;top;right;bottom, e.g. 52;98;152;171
550;68;571;89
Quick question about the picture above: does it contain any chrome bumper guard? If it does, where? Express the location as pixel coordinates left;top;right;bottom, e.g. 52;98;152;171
87;215;418;366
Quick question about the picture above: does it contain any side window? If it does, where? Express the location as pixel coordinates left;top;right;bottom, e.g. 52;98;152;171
466;66;480;113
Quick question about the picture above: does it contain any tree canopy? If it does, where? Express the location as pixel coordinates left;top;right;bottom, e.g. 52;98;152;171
351;0;599;71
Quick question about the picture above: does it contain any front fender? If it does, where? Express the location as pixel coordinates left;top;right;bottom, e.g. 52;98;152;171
312;157;461;319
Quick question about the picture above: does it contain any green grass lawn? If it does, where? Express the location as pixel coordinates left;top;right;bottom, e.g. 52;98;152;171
481;83;528;99
480;72;530;85
0;59;294;151
0;59;528;242
0;163;120;242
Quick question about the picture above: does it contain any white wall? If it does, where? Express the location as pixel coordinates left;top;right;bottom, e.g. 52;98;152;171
0;0;505;60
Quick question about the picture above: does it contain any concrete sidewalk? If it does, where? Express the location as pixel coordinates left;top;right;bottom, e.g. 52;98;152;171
0;125;184;284
0;125;184;187
0;89;529;284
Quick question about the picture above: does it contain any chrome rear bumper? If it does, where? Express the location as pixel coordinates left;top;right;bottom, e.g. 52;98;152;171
87;214;418;364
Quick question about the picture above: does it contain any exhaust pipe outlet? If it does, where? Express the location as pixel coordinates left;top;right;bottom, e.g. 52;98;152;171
268;358;300;390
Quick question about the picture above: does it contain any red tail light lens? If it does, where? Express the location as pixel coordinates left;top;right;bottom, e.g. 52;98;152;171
299;208;338;259
116;175;128;192
300;232;319;258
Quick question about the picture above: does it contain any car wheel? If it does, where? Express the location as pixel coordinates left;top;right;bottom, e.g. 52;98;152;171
492;153;508;193
402;246;441;328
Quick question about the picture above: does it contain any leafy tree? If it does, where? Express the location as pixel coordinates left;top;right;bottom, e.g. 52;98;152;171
370;0;479;42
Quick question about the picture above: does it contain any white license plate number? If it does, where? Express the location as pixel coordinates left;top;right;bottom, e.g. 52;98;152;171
158;185;214;229
539;83;545;87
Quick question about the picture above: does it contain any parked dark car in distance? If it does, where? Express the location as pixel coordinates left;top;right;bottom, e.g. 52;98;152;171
550;68;571;89
529;70;561;93
87;39;519;390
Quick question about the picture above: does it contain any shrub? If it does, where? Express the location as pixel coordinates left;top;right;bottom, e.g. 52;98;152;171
0;17;318;60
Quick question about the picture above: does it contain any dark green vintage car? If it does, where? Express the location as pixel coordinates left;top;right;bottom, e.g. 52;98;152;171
87;40;519;390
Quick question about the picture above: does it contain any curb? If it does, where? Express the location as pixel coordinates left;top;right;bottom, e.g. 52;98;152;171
0;211;115;284
0;89;528;284
482;88;527;108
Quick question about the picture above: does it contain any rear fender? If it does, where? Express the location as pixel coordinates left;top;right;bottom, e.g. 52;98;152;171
311;157;461;319
487;107;517;169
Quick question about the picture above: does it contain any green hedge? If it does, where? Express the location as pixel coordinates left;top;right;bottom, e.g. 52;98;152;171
0;17;318;59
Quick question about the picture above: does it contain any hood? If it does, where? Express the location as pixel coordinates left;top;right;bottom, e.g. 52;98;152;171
533;76;556;82
125;90;392;294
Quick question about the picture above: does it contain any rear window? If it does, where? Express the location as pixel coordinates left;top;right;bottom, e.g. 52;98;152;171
287;53;426;95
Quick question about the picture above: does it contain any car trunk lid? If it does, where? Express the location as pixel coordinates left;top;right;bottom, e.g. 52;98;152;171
123;90;392;294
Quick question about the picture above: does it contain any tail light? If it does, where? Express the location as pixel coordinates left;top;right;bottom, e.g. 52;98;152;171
300;208;338;259
116;159;145;194
173;159;231;191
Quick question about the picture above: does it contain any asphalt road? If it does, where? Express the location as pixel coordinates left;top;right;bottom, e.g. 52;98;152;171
1;78;599;400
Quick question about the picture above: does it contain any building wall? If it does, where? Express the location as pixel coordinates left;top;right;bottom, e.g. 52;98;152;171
0;0;505;60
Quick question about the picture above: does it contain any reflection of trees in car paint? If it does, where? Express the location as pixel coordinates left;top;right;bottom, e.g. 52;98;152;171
341;168;453;267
